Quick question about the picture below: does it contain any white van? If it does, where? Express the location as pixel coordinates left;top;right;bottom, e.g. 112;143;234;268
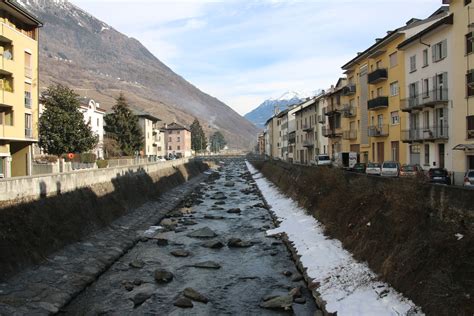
315;154;332;166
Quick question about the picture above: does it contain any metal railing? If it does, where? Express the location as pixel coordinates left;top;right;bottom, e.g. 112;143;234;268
342;130;358;140
368;125;389;137
368;96;389;110
303;140;314;147
342;104;356;117
368;68;388;84
401;126;449;142
400;88;449;112
25;128;33;138
302;124;314;132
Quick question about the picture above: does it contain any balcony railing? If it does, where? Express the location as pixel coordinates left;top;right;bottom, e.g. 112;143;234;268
368;68;388;84
401;126;449;142
368;125;389;137
368;96;389;110
342;130;358;140
342;104;356;118
325;103;343;116
25;96;32;108
322;126;332;137
342;84;356;95
25;128;33;138
303;140;314;147
400;88;449;112
318;115;325;123
302;124;314;132
24;66;32;79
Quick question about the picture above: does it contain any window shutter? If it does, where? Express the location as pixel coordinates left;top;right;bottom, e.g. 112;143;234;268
433;75;438;91
442;39;447;58
415;81;419;95
432;45;436;62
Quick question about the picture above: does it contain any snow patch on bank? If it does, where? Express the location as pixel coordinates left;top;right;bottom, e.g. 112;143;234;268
246;162;422;316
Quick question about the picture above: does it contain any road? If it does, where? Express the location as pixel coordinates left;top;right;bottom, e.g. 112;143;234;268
62;159;318;315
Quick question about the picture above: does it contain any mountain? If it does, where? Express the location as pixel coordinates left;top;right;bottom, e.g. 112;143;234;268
17;0;259;149
244;91;319;129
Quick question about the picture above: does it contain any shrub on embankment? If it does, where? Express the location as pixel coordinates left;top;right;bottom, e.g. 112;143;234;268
0;161;208;281
251;160;473;316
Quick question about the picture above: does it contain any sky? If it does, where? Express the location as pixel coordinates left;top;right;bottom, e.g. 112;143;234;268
71;0;441;116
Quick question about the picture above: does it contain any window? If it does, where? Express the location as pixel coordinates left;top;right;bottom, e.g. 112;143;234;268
377;114;383;128
423;111;430;129
389;52;398;67
432;40;447;62
467;116;474;138
169;130;173;134
168;137;172;142
177;130;180;134
377;87;383;97
97;118;99;127
422;78;429;98
424;144;430;165
24;52;32;79
168;146;172;150
390;81;399;96
423;49;429;67
467;33;474;55
24;83;32;108
391;111;400;125
376;60;382;69
466;0;472;5
5;110;13;126
410;55;417;72
177;136;181;142
25;114;32;138
467;70;474;97
177;146;181;150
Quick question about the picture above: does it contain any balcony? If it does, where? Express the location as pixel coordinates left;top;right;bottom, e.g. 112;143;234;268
368;125;389;137
400;89;449;112
368;68;388;84
303;140;314;147
342;130;358;140
288;132;296;144
25;128;33;139
302;124;314;132
322;126;332;137
401;126;449;143
342;84;356;95
368;96;389;111
318;115;325;123
325;103;342;116
342;104;356;118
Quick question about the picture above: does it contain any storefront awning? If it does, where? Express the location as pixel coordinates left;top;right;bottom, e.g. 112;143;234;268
453;144;474;151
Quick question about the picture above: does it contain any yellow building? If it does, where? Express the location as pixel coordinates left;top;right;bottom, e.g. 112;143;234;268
448;0;474;180
341;11;447;164
0;0;41;178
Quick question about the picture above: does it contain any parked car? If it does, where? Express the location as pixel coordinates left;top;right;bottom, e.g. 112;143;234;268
351;163;366;173
381;161;400;177
366;162;381;176
315;154;332;166
463;170;474;187
428;168;451;185
400;164;424;178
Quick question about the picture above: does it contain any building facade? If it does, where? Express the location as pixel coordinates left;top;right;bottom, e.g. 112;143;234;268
448;0;474;182
398;13;453;170
341;11;446;164
135;111;161;158
79;98;105;159
163;122;192;158
0;0;41;177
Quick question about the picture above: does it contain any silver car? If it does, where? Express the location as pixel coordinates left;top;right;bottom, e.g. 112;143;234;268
464;170;474;187
381;161;400;177
366;162;381;176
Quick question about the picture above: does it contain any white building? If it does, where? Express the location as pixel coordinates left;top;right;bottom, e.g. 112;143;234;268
79;98;105;159
398;13;453;170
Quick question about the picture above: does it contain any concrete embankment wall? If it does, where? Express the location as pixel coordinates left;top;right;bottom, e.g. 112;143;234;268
0;159;208;280
251;160;473;316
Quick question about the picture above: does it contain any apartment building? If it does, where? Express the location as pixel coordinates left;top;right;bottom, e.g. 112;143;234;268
447;0;474;181
275;108;289;160
294;95;328;164
397;13;453;170
324;79;347;159
79;98;105;159
340;76;360;154
0;0;41;177
340;9;447;164
135;111;161;158
163;122;192;158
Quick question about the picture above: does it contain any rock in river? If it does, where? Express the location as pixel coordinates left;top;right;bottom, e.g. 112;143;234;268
260;295;293;310
170;249;190;257
183;287;209;303
173;296;193;308
227;208;241;214
211;192;227;200
129;260;145;269
224;181;235;187
228;238;253;248
187;227;217;238
154;269;174;283
156;238;169;246
201;240;225;249
191;261;221;269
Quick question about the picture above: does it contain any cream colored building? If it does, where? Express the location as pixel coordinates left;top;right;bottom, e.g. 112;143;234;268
0;0;41;177
447;0;474;182
294;95;328;164
79;98;105;159
135;111;161;159
398;13;453;170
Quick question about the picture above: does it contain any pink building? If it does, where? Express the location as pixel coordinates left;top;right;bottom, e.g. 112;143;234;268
163;122;192;158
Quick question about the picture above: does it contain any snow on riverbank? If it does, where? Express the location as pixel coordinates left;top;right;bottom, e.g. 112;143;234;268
246;162;422;316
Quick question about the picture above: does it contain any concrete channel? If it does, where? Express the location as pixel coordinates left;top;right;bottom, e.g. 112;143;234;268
61;159;319;315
